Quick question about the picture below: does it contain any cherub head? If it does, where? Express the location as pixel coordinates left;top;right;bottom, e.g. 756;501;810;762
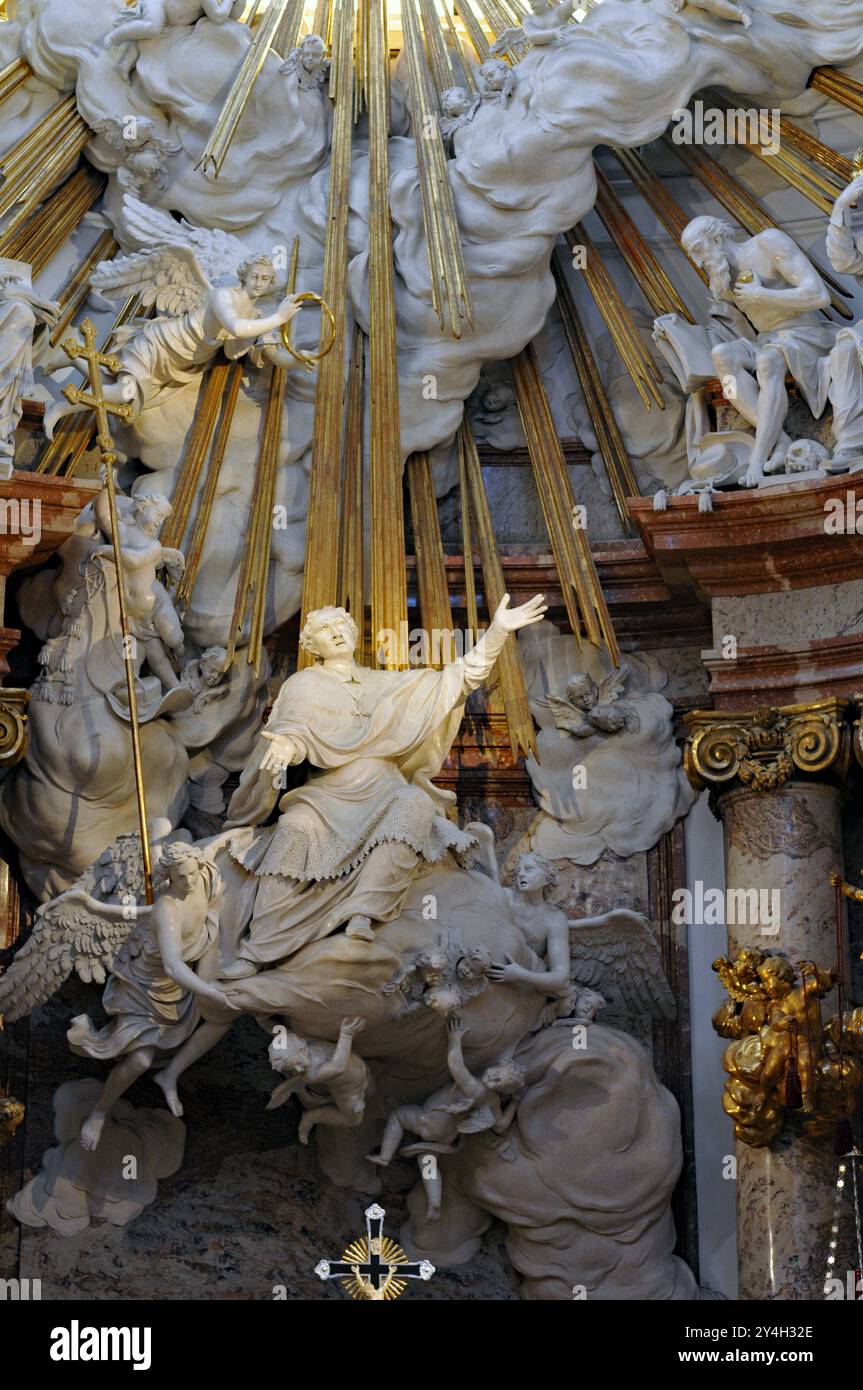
441;86;473;119
132;490;172;535
478;59;510;93
572;988;606;1023
426;984;464;1018
416;946;449;984
456;944;493;981
514;851;558;896
237;254;277;300
482;1059;526;1095
269;1029;311;1076
199;645;228;687
565;672;597;711
298;33;327;70
300;605;360;661
756;954;795;1000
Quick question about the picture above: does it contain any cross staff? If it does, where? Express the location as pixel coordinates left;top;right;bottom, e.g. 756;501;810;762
314;1204;435;1298
61;318;154;905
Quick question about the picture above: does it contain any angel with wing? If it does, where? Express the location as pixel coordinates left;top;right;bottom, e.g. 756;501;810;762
0;828;182;1027
45;194;301;435
545;662;641;740
468;828;676;1027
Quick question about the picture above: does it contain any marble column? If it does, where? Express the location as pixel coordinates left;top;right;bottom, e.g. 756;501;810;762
685;700;852;1300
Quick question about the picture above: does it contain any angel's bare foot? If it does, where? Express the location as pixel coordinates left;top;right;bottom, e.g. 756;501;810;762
298;1114;314;1145
345;915;375;942
154;1070;183;1118
366;1152;389;1167
80;1111;107;1151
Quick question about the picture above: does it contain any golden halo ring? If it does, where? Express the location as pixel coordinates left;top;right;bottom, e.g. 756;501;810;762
279;291;336;367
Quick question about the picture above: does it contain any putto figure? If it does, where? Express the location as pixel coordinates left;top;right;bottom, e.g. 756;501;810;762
265;1016;370;1145
367;1018;525;1221
545;664;640;739
438;87;480;142
104;0;244;80
46;194;300;430
491;0;576;54
280;33;330;90
476;60;516;106
90;485;187;696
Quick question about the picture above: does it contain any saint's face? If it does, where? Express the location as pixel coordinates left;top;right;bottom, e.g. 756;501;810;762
311;615;356;661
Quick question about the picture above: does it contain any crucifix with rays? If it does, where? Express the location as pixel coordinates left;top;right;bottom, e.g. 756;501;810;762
60;317;155;904
314;1204;435;1299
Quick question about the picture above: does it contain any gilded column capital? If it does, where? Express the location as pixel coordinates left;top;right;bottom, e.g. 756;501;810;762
683;698;851;794
0;689;29;768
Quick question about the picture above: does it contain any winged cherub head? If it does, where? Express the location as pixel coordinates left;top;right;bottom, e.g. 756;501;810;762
564;672;597;711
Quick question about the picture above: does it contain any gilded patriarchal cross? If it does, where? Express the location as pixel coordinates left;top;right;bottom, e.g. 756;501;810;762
60;318;154;903
60;317;136;461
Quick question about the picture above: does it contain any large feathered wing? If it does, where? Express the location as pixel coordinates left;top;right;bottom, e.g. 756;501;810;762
90;193;250;317
0;837;146;1025
569;908;676;1021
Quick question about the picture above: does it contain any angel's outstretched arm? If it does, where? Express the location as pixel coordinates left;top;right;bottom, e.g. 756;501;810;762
573;908;643;931
48;889;151;922
210;288;299;341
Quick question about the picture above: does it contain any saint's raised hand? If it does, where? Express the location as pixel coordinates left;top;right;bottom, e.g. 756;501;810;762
492;592;547;632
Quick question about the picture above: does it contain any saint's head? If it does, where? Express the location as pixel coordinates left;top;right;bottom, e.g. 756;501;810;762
300;606;360;662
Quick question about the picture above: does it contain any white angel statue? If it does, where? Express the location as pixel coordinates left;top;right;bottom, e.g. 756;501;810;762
468;830;676;1027
45;194;301;435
